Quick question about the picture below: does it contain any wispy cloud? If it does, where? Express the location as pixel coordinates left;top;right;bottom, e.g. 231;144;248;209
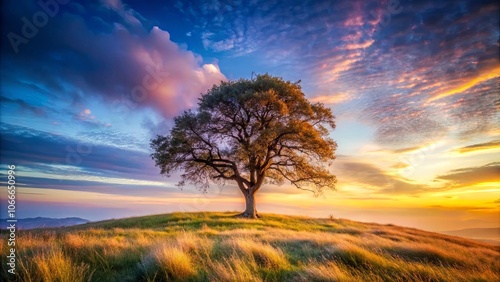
310;93;352;104
435;162;500;188
176;0;499;148
0;123;159;182
452;140;500;154
99;0;144;26
0;96;46;117
427;65;500;102
391;162;410;169
333;156;428;195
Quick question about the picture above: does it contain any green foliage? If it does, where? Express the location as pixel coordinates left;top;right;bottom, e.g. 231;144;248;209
150;74;337;205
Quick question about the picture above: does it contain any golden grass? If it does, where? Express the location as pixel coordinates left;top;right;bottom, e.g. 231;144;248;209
229;238;289;269
149;244;197;280
2;212;499;281
208;255;261;281
18;247;91;282
300;261;354;282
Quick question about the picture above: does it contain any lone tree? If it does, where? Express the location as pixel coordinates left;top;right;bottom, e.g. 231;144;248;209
150;74;337;218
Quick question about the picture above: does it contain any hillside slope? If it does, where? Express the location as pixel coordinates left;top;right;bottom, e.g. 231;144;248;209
1;212;499;281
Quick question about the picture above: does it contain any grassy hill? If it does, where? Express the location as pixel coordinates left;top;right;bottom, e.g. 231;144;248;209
1;212;499;281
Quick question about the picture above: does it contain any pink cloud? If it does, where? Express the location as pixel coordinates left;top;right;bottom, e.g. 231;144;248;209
100;0;141;26
20;9;227;118
125;26;226;116
310;93;352;104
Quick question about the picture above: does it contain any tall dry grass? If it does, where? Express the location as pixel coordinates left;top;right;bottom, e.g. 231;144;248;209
1;212;498;281
13;233;92;282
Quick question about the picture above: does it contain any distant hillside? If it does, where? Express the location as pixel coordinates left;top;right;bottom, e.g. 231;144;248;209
440;227;500;245
0;217;90;229
1;212;498;281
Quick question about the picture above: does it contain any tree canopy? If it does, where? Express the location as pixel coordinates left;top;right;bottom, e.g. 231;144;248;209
150;74;337;218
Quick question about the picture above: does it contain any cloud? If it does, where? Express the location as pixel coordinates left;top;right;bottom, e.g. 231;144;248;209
391;162;410;169
76;109;95;121
345;197;393;201
0;123;160;182
0;121;245;201
427;65;500;102
310;93;352;104
426;205;495;211
141;116;173;139
371;108;447;149
1;0;226;119
0;96;46;117
435;162;500;187
175;0;499;147
0;174;176;197
452;140;500;154
99;0;143;26
390;146;423;154
333;157;427;195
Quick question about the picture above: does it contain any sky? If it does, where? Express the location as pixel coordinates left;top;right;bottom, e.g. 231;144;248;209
0;0;499;232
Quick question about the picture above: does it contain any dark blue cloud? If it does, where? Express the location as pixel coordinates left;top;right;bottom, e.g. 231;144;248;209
0;96;46;117
0;122;161;182
1;0;225;120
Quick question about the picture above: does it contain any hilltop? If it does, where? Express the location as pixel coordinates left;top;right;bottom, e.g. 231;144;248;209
1;212;498;281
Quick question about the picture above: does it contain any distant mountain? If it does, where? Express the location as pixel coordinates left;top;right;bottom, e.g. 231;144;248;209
1;217;90;229
440;227;500;245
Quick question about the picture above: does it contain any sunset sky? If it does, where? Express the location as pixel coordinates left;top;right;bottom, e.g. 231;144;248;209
1;0;499;231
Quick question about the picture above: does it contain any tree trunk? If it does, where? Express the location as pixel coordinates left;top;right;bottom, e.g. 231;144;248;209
237;191;259;218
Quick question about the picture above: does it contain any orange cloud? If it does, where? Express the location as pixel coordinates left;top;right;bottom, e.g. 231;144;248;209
391;146;423;154
77;109;95;121
310;93;352;104
343;16;364;27
452;140;500;154
428;65;500;102
435;162;500;188
391;162;410;169
322;57;360;83
343;40;374;50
